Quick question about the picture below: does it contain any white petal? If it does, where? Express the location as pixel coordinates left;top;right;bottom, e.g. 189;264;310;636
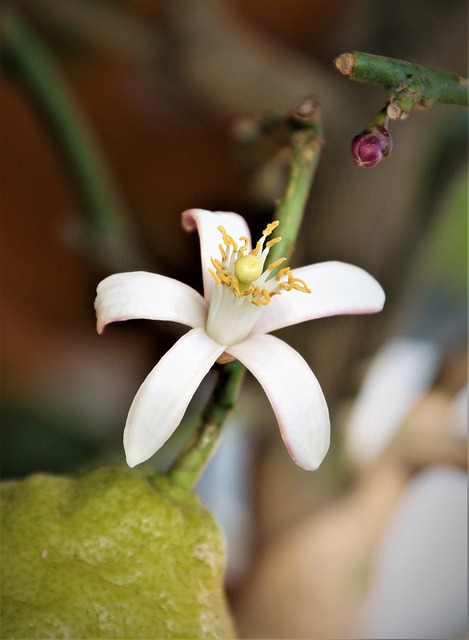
252;261;385;335
227;334;330;470
124;328;225;467
182;209;251;302
356;467;467;639
345;338;440;463
95;271;207;334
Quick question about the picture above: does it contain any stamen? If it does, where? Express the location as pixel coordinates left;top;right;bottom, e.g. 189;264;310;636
250;241;261;257
219;244;228;262
275;266;291;281
290;277;311;293
211;256;223;271
250;284;261;297
267;257;287;271
208;221;310;316
219;272;232;285
239;236;249;253
266;236;282;249
262;289;271;303
263;220;280;236
217;225;238;251
208;268;221;285
231;276;241;296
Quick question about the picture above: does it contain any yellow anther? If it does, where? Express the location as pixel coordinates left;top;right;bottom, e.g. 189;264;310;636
211;256;223;271
267;257;287;271
230;276;241;296
208;268;221;285
219;243;228;262
239;236;249;253
250;241;261;257
249;284;269;305
291;278;311;293
210;220;309;307
219;272;231;285
266;236;282;249
263;220;280;236
217;225;238;251
251;284;261;296
275;266;291;281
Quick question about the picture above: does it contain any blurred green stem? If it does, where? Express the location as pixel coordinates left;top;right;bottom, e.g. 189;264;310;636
169;96;323;489
334;51;469;119
1;6;141;269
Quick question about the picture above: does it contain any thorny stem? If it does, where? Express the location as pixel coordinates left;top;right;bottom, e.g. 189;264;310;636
169;96;324;488
334;51;469;120
1;6;142;270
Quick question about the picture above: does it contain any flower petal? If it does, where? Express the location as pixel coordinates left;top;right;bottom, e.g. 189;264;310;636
252;261;385;335
95;271;207;334
345;338;440;463
227;334;330;470
182;209;251;302
124;327;225;467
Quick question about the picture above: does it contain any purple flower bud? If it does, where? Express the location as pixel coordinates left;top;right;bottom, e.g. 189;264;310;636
351;125;393;168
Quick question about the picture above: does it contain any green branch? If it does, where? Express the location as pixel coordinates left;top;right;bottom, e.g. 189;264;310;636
1;7;142;269
269;96;324;267
168;361;246;488
334;51;468;119
168;96;324;489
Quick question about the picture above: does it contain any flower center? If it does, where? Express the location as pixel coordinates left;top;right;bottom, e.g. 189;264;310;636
205;221;310;346
235;254;263;286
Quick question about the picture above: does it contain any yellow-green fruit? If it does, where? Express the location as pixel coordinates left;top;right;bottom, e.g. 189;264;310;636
1;466;235;639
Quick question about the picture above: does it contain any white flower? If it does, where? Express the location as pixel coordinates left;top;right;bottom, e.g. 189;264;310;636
95;209;385;470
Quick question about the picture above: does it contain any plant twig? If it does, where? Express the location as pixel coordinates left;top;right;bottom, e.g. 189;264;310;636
1;6;143;270
168;361;246;488
268;96;324;268
168;96;324;488
334;51;468;120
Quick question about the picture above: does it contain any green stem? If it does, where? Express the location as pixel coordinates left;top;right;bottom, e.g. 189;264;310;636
2;6;141;269
364;107;389;132
168;361;246;488
267;96;324;268
334;51;468;119
168;96;324;489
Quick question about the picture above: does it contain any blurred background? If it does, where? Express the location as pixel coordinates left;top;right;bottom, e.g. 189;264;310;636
1;0;467;638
